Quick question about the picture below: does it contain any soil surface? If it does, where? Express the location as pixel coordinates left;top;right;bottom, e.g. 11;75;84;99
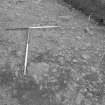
0;0;105;105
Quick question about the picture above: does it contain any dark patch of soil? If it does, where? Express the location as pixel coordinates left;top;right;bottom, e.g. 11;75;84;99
60;0;105;25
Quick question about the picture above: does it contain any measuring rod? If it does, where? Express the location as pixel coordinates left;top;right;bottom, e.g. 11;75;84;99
6;25;61;30
6;25;61;76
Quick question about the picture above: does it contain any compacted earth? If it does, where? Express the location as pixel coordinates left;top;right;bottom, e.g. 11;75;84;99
0;0;105;105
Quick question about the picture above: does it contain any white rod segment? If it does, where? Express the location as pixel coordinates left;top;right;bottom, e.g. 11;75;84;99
29;25;61;29
24;30;30;75
5;26;61;30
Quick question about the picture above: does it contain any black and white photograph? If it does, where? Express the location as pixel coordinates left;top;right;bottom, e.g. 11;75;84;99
0;0;105;105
